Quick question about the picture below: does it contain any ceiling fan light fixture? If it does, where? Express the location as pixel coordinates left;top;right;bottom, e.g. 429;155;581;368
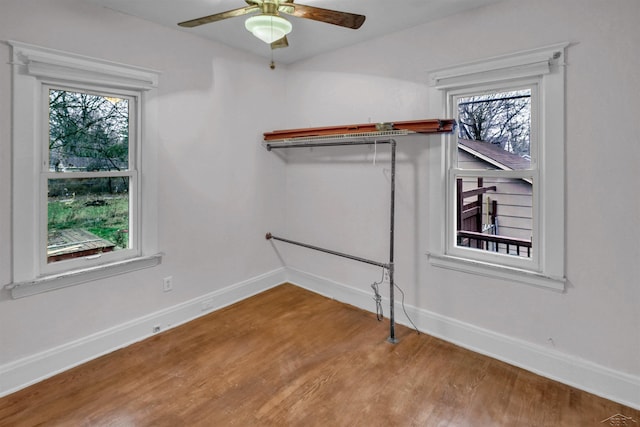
245;14;292;44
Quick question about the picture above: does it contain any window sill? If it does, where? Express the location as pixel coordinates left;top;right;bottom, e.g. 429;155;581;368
427;252;565;291
5;254;163;299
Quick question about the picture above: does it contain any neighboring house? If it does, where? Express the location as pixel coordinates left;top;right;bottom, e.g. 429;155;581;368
48;155;129;197
49;154;127;173
457;139;533;256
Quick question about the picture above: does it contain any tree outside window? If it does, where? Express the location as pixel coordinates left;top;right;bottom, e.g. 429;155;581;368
457;89;531;161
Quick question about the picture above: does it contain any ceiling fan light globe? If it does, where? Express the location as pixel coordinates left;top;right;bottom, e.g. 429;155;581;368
245;15;292;44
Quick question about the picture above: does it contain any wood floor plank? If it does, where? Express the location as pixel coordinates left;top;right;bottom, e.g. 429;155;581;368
1;284;637;426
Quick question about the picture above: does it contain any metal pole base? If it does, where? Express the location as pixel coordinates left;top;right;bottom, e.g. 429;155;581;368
387;336;398;344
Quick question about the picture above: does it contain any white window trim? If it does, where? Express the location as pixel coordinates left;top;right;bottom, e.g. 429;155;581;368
427;43;568;291
5;40;162;298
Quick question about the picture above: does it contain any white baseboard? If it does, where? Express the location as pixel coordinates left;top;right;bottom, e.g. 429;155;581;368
285;267;640;410
0;267;286;398
2;266;638;411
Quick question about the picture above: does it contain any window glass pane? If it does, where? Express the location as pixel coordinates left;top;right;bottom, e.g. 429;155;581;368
456;176;532;258
49;89;129;172
47;177;130;263
457;89;531;170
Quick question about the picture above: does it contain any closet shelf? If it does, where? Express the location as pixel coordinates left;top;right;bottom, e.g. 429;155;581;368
262;118;456;150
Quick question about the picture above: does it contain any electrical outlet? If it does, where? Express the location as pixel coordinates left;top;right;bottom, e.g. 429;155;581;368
383;269;390;283
163;276;173;292
201;299;214;312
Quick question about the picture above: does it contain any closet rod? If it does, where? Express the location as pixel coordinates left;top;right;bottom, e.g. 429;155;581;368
264;138;398;343
265;233;390;269
265;139;393;151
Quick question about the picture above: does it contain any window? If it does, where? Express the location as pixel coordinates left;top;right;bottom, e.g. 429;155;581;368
7;41;161;298
427;44;568;290
45;87;136;271
451;83;536;270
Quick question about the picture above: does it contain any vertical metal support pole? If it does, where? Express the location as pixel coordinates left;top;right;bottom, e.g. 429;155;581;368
387;140;397;344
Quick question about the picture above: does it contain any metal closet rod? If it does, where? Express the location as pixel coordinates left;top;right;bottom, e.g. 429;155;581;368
264;139;394;150
263;138;398;343
265;233;390;270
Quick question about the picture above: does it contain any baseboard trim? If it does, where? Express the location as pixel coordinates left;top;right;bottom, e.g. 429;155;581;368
285;267;640;410
0;267;286;398
2;266;637;410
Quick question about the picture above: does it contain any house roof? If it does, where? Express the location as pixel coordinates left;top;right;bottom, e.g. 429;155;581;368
458;138;530;171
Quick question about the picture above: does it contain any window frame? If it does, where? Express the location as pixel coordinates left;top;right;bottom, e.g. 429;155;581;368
446;80;539;271
41;84;140;275
6;41;161;298
427;43;568;290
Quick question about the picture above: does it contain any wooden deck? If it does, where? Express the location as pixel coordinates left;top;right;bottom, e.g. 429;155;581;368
47;228;115;262
0;284;636;426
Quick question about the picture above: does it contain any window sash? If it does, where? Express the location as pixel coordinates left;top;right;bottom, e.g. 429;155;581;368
446;168;539;271
446;79;540;171
40;172;140;274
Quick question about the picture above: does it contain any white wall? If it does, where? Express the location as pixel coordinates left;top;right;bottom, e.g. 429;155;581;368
0;0;287;376
280;0;639;405
1;0;638;409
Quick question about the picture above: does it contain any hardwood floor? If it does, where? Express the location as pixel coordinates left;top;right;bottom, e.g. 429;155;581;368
1;284;637;426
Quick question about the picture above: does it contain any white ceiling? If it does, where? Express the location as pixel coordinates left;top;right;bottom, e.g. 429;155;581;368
84;0;503;64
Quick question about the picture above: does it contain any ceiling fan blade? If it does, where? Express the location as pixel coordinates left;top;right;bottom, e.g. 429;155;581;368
281;3;365;29
271;36;289;50
178;5;259;28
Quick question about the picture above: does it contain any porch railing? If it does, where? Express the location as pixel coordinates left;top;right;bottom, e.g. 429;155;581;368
457;230;532;258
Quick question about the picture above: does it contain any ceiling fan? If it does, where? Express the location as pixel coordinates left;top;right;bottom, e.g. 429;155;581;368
178;0;366;50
